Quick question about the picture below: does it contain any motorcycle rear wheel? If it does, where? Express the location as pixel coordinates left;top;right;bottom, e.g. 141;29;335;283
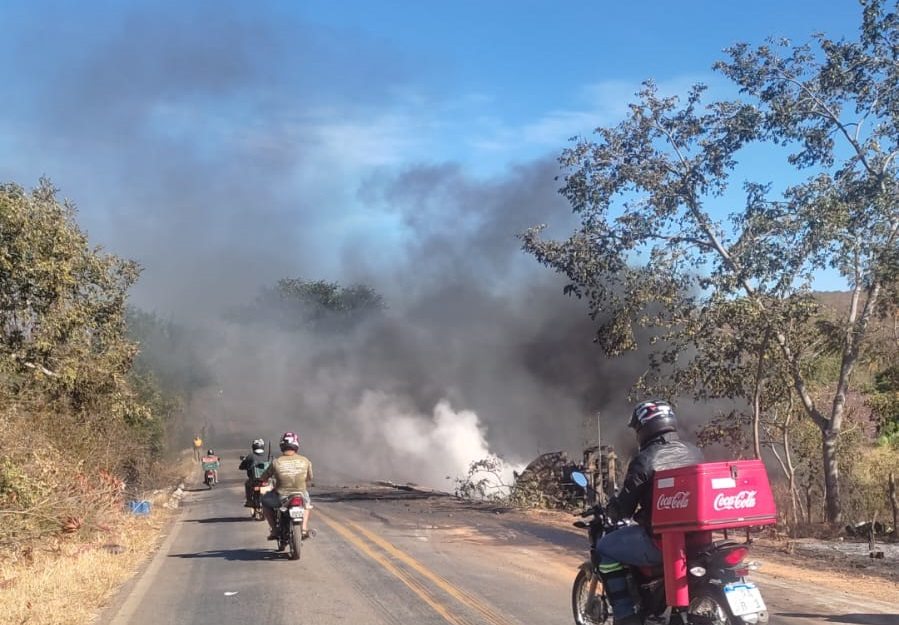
687;589;738;625
287;525;301;561
572;568;611;625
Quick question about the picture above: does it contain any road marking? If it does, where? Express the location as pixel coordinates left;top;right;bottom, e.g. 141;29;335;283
348;520;512;625
317;511;475;625
331;513;513;625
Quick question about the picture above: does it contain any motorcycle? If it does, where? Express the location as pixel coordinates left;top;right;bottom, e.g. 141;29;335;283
274;492;306;561
569;471;768;625
250;478;273;521
203;467;217;489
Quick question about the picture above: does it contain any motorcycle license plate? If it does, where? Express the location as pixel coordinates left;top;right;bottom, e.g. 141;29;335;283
724;583;766;617
289;507;304;520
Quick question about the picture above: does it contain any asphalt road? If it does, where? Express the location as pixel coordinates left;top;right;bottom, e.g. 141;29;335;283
99;462;899;625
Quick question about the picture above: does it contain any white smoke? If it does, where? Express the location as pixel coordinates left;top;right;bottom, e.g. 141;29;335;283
350;391;521;490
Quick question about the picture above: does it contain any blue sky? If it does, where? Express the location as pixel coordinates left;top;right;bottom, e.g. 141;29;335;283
0;1;861;313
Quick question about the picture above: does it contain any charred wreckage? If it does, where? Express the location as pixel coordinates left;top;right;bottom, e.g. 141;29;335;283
511;445;619;508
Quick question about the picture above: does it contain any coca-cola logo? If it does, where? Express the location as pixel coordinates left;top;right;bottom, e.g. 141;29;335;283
656;491;691;510
713;490;757;511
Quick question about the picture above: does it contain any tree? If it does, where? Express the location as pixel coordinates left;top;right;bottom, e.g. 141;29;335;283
522;1;899;524
233;277;386;332
0;179;141;412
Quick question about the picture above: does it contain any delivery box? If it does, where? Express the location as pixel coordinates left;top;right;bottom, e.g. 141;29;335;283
651;459;776;533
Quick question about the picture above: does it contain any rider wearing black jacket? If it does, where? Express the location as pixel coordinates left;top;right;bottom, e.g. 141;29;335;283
597;401;704;625
239;438;268;507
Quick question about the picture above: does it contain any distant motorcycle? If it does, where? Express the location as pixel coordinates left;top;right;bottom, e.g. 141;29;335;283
274;492;306;561
201;456;220;489
569;471;769;625
250;478;273;521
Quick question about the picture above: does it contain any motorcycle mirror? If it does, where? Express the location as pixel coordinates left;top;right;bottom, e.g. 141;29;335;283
571;471;589;488
239;455;246;461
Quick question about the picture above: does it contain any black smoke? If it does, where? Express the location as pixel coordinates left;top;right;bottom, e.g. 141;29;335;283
2;2;663;486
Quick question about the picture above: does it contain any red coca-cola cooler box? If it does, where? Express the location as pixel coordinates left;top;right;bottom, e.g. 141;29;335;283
651;459;777;532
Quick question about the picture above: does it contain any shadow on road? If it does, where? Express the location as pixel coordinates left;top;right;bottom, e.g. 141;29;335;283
778;613;899;624
169;549;284;562
184;516;254;524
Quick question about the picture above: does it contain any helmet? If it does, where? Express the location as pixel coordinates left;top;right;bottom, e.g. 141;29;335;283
629;400;678;447
252;438;265;454
279;432;299;452
206;449;215;456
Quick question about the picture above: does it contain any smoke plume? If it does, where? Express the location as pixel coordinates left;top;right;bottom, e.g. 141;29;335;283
2;2;661;487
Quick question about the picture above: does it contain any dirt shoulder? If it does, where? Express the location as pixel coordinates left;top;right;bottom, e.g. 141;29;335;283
0;455;193;625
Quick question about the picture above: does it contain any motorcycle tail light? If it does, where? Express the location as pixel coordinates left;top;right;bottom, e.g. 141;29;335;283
289;496;304;508
722;546;749;566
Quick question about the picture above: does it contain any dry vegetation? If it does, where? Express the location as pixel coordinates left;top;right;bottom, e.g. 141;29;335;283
0;417;193;625
0;489;178;625
0;182;200;624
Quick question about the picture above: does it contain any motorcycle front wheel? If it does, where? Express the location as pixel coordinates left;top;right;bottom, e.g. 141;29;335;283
572;567;610;625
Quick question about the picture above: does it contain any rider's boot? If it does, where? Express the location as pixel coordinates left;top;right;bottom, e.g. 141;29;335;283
599;562;641;625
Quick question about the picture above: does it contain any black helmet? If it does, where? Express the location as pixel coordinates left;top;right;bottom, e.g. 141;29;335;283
251;438;265;455
629;400;678;447
206;449;215;455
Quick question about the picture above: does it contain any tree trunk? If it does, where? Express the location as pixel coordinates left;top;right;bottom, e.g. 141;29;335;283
806;484;814;524
783;423;800;529
750;331;769;460
890;472;898;541
822;428;842;525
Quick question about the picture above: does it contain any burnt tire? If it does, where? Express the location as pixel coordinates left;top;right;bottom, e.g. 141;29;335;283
572;567;610;625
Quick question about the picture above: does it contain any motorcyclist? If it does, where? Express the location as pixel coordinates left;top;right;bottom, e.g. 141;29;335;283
238;438;269;507
596;400;704;625
201;449;221;484
259;432;314;540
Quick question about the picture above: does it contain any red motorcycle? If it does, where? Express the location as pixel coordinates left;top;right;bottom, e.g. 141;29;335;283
571;460;774;625
274;492;306;561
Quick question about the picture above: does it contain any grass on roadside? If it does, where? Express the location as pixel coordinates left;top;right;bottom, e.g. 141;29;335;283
0;452;195;625
0;499;172;625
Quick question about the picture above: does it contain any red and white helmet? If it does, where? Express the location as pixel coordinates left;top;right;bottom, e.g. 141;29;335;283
280;431;300;452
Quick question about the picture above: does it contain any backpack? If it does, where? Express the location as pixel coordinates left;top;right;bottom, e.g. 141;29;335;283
252;460;271;479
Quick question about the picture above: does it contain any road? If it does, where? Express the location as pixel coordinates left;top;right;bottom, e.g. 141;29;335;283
99;461;899;625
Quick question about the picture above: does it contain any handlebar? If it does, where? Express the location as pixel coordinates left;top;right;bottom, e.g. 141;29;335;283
576;504;626;533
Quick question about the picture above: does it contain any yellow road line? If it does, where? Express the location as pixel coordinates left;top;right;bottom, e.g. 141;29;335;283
345;518;513;625
317;511;474;625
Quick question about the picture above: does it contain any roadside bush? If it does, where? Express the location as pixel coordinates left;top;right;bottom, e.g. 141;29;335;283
0;180;180;555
